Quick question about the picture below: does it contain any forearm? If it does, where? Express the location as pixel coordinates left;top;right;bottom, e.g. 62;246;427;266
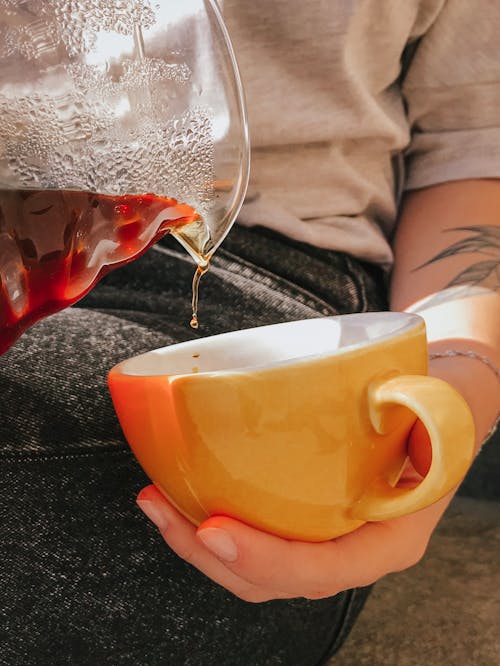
390;179;500;450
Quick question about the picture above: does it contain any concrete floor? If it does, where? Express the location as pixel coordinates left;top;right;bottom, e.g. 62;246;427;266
331;496;500;666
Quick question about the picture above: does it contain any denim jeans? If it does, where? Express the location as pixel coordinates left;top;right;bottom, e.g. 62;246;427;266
0;225;387;666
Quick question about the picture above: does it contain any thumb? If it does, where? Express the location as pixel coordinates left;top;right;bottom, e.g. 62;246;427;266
407;419;432;478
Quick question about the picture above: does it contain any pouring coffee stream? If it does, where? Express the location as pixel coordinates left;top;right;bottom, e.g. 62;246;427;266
190;264;210;330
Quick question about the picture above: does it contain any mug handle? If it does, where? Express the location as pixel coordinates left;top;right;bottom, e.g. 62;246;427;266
350;374;475;522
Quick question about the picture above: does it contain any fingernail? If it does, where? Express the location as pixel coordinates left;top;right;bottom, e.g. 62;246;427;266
137;499;168;532
198;527;238;563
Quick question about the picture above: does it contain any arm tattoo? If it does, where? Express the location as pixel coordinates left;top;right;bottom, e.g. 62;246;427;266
414;225;500;291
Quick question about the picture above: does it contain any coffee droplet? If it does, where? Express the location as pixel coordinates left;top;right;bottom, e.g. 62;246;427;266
190;263;209;330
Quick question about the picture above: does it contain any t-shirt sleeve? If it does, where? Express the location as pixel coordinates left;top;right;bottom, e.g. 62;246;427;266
402;0;500;191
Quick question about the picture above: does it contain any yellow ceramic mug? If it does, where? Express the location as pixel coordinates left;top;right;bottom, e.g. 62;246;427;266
108;312;475;542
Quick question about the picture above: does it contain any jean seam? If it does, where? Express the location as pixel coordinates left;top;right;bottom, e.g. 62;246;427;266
344;254;366;312
0;444;129;463
316;589;359;665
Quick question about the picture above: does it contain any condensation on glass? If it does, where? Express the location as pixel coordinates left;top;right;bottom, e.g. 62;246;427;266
0;0;249;352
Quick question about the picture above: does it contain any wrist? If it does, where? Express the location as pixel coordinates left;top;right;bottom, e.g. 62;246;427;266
428;347;499;452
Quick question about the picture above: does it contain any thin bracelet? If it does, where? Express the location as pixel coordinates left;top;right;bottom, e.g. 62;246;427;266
429;349;500;445
429;349;500;379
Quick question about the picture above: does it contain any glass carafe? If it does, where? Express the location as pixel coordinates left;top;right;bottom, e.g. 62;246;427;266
0;0;249;354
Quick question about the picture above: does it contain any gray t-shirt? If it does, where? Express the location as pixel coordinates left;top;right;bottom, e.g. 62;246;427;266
223;0;500;267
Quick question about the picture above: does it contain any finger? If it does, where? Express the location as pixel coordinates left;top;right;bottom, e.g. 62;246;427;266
136;486;294;602
196;516;379;598
407;418;432;477
196;493;452;599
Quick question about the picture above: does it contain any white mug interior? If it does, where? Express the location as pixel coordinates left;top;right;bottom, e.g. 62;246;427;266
114;312;424;378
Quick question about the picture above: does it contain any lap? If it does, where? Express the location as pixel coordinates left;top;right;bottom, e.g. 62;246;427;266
0;227;386;665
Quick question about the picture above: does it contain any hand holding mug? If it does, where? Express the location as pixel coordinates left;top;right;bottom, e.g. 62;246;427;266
109;313;474;541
